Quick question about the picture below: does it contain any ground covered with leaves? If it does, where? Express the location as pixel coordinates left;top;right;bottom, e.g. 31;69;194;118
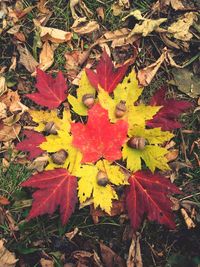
0;0;200;266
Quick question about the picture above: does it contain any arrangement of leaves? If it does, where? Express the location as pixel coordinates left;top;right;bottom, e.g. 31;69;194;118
16;50;191;230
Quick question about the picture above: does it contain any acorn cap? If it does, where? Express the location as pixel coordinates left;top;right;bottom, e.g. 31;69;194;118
51;149;68;165
96;170;109;187
44;121;57;135
82;94;95;109
115;100;127;118
127;136;147;150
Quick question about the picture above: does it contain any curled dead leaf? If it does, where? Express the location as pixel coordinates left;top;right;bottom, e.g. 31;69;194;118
168;12;197;41
17;45;39;73
0;76;7;96
39;25;72;43
0;240;18;267
0;124;21;142
72;18;99;35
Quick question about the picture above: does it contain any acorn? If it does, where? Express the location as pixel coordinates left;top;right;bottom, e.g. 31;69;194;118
127;137;147;150
51;150;68;165
44;121;57;135
115;100;127;118
96;171;109;187
82;94;95;108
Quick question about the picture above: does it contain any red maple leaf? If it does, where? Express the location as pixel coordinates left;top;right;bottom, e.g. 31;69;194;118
21;169;77;224
147;87;192;131
26;69;68;109
125;171;181;230
16;130;46;160
71;103;128;163
86;50;128;93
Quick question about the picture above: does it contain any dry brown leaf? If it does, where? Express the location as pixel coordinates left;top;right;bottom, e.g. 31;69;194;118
100;243;126;267
0;76;7;96
17;45;39;73
168;12;197;41
171;0;185;10
0;103;7;119
65;49;90;80
0;196;10;205
28;155;48;172
7;25;21;34
137;49;167;86
127;233;143;267
70;0;80;19
0;124;21;142
0;89;26;113
166;149;179;162
39;26;72;43
72;18;99;34
0;240;18;267
96;7;104;21
38;41;55;71
9;56;17;71
40;258;54;267
137;48;183;86
37;0;51;14
181;208;196;229
65;227;79;240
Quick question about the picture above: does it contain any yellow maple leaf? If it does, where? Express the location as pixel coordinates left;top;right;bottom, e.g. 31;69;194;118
98;70;160;127
68;70;96;116
40;129;82;175
76;160;127;214
122;127;173;172
29;109;71;132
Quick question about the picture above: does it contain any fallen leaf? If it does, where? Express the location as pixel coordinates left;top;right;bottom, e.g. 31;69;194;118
0;76;7;96
16;130;46;160
71;103;128;163
0;196;10;205
39;25;72;43
96;7;104;20
168;12;197;41
100;242;126;267
137;49;167;86
123;10;167;37
70;0;80;19
172;68;200;98
26;69;68;109
37;41;55;72
21;169;77;224
0;124;21;142
40;258;54;267
170;0;185;10
181;208;196;229
72;18;99;35
147;87;192;130
126;171;181;230
0;103;6;119
166;149;179;162
37;0;51;14
0;239;18;267
86;49;128;93
127;233;143;267
17;45;39;73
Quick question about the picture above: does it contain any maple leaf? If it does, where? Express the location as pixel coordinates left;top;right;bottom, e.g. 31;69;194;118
40;127;82;175
122;127;173;172
86;50;128;93
76;160;127;213
16;130;46;160
21;169;77;224
29;109;71;132
26;69;68;109
98;71;161;127
125;171;181;230
71;103;128;163
68;70;96;116
147;87;192;131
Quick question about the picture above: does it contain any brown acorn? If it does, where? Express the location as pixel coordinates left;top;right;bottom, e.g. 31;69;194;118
51;149;68;165
44;121;57;135
82;94;95;108
96;171;109;187
127;137;147;150
115;100;127;118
